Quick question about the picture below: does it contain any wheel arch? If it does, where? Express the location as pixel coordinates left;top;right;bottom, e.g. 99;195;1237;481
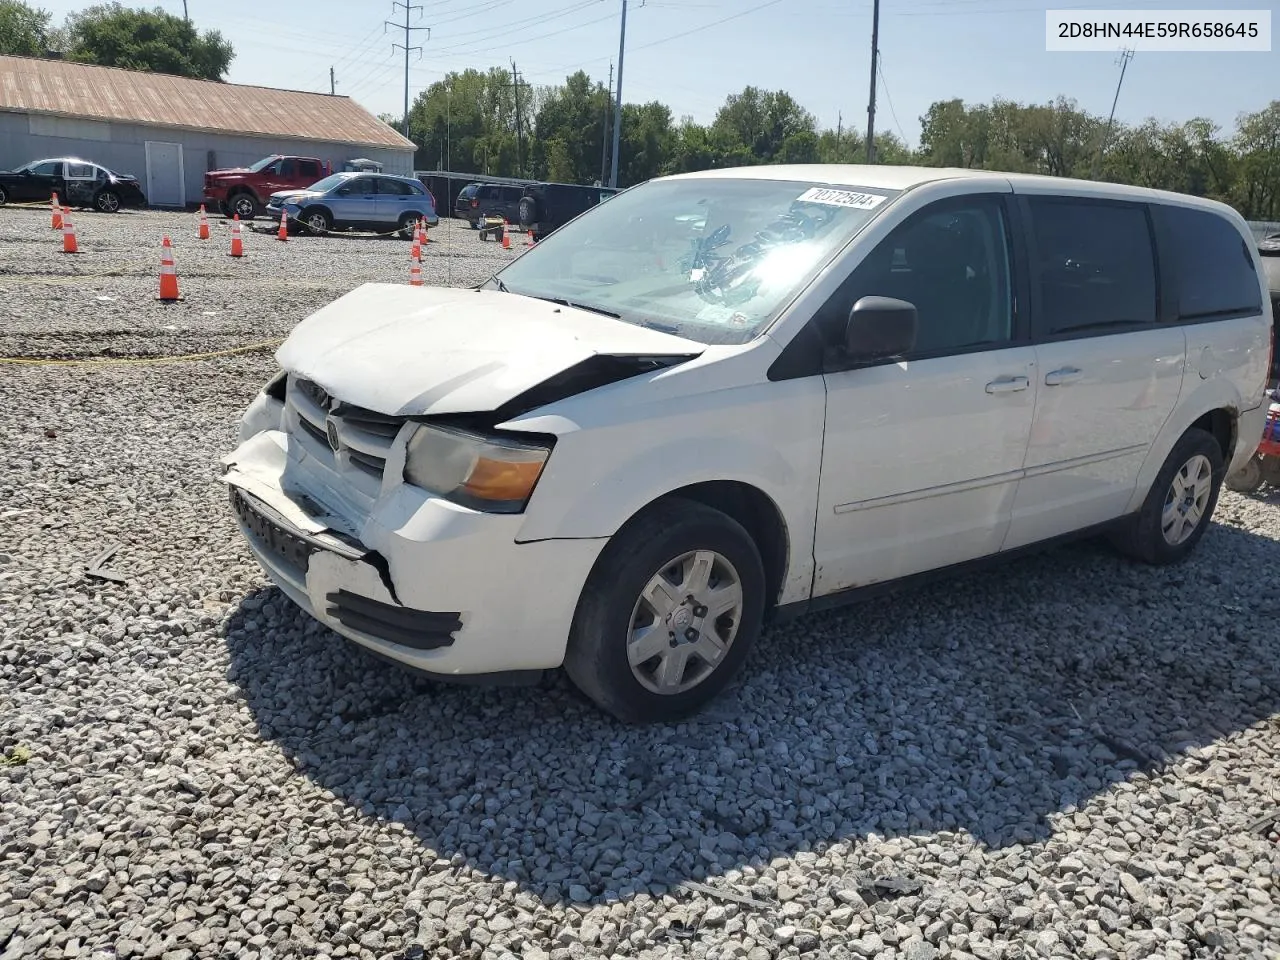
1126;380;1251;515
593;481;791;613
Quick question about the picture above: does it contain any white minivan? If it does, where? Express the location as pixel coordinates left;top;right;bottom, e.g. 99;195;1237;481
222;165;1273;722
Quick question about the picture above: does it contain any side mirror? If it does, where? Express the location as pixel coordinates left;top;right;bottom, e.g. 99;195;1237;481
844;296;918;364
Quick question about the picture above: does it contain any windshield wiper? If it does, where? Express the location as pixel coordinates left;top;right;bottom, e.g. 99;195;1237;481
534;296;622;319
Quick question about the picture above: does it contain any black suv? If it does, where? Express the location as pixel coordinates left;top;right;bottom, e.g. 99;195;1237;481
454;182;525;228
517;182;620;240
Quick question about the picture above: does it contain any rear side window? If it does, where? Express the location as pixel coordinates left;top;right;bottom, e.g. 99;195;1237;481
1154;204;1262;320
298;160;321;179
377;178;411;196
500;186;522;201
1027;198;1157;335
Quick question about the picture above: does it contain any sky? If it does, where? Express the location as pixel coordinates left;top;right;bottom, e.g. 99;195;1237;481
35;0;1280;147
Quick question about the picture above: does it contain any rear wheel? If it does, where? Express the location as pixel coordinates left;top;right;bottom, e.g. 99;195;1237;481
231;193;260;220
398;212;422;240
1109;427;1224;565
0;185;7;206
564;499;766;723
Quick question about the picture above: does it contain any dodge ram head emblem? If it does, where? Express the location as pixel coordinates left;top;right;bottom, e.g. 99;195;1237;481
326;418;340;452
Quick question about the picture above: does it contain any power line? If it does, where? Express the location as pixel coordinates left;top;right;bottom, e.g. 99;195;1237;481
387;1;429;139
877;57;907;147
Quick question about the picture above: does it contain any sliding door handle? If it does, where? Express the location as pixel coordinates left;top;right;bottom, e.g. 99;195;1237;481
1045;367;1083;386
985;376;1030;394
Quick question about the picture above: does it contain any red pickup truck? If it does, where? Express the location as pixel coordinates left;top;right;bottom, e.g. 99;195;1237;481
203;155;332;220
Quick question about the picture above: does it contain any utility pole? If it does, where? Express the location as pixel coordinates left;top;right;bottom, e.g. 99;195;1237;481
511;60;525;178
182;0;188;24
864;0;880;164
600;61;613;185
1093;47;1135;179
330;66;335;96
610;0;644;188
836;112;842;161
387;1;428;141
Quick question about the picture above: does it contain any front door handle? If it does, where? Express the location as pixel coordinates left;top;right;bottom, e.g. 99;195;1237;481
986;376;1030;394
1045;366;1083;386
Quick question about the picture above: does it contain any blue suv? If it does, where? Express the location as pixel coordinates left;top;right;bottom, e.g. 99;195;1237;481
266;172;440;238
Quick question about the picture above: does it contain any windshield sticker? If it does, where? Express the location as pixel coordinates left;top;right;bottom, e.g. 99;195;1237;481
796;187;888;210
695;304;738;325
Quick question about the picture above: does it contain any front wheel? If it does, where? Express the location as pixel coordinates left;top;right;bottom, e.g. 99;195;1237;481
94;190;120;213
1109;427;1224;565
564;499;766;723
302;208;331;235
0;185;7;206
1226;455;1264;494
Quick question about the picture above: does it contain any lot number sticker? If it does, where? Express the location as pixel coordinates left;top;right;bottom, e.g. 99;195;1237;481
796;187;888;210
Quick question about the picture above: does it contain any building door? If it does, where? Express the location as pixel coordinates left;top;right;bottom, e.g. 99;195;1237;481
145;141;185;206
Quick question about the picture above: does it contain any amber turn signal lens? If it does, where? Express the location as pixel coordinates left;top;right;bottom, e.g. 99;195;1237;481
463;455;547;502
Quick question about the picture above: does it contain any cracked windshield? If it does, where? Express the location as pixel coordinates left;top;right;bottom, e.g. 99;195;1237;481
493;178;902;345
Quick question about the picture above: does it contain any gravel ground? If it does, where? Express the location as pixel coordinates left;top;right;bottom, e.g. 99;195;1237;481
1;207;1278;960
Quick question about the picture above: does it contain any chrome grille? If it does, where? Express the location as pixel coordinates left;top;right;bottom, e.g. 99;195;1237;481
285;376;408;497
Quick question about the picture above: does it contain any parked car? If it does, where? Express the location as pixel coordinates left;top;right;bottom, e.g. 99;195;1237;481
0;158;146;212
453;181;526;227
1261;232;1280;383
517;181;620;240
222;165;1273;723
204;155;331;221
265;171;439;238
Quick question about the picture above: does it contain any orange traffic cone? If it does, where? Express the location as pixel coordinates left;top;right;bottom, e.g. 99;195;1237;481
61;212;78;254
198;204;210;240
230;215;244;257
51;192;63;230
501;220;511;250
409;253;422;286
410;228;421;261
420;221;429;245
276;208;288;242
524;228;534;247
158;236;180;301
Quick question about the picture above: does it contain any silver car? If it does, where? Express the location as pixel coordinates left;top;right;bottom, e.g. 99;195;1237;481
266;172;440;238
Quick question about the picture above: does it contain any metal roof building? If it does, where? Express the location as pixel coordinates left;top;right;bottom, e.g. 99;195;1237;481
0;55;416;208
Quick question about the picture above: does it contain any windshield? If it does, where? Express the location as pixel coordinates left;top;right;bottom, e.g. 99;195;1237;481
248;156;280;173
303;173;348;194
490;177;901;345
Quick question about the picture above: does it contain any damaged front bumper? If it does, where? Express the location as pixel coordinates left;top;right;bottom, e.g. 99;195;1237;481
221;426;606;680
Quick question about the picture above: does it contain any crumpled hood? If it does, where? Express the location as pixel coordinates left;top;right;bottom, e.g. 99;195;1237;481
272;189;319;204
276;282;704;417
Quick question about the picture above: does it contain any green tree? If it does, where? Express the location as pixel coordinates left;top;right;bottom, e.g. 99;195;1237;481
62;3;233;81
0;0;52;55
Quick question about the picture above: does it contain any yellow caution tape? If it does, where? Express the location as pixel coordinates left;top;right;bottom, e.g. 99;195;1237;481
0;338;284;365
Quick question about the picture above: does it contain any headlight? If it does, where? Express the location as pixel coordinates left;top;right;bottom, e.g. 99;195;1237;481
404;424;550;513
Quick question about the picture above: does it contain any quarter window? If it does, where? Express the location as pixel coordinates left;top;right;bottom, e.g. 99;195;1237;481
1154;204;1262;320
1028;198;1157;335
814;196;1013;357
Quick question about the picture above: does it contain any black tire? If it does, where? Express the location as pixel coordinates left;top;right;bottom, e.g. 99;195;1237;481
231;192;261;220
0;185;7;206
564;498;766;724
1259;455;1280;488
301;207;331;235
94;189;120;213
1226;456;1265;494
398;212;422;239
1109;427;1225;565
518;195;538;228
